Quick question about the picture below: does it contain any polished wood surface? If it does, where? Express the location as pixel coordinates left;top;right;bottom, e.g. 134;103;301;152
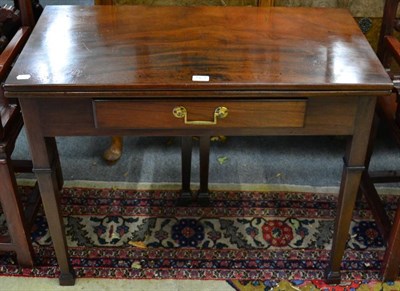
97;0;273;165
25;96;359;136
5;6;389;93
93;99;307;129
96;0;265;5
3;5;392;286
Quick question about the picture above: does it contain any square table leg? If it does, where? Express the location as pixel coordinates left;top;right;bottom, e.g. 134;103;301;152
178;136;193;206
198;136;210;206
20;99;75;286
326;96;377;283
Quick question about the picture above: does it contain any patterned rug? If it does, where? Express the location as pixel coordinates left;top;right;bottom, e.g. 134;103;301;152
1;182;399;290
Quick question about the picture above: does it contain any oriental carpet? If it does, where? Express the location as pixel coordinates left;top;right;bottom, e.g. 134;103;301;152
0;181;399;290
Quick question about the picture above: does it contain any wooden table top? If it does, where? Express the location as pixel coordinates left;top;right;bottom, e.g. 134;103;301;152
4;5;392;93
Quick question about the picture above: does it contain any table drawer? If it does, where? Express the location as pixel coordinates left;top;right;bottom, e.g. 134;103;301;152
93;99;307;129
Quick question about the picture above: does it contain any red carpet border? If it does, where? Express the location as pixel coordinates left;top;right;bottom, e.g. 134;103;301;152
0;186;399;290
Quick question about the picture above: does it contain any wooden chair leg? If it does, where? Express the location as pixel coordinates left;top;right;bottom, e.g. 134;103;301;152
359;109;400;280
359;171;392;241
381;201;400;281
103;136;123;164
0;156;34;267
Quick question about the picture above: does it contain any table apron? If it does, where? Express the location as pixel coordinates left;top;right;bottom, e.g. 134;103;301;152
24;96;366;136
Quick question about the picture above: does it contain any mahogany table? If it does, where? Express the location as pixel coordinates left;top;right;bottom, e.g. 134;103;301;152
4;5;392;285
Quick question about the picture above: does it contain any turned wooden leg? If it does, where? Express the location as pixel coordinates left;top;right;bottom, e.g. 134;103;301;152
198;136;210;206
103;136;123;164
177;136;193;206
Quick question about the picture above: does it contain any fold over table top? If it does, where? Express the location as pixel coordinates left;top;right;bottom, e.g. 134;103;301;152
4;5;392;94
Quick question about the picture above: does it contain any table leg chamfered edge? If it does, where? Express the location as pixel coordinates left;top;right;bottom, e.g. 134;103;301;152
326;96;378;283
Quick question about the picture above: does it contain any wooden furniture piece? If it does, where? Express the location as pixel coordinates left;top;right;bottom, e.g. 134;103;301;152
0;0;40;267
4;6;391;285
95;0;274;6
97;0;274;164
258;0;274;6
359;0;400;282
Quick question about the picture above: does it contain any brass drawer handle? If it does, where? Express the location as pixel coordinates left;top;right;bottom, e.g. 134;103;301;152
172;106;228;125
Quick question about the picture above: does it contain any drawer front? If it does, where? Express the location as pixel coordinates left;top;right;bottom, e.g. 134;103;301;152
93;99;307;129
